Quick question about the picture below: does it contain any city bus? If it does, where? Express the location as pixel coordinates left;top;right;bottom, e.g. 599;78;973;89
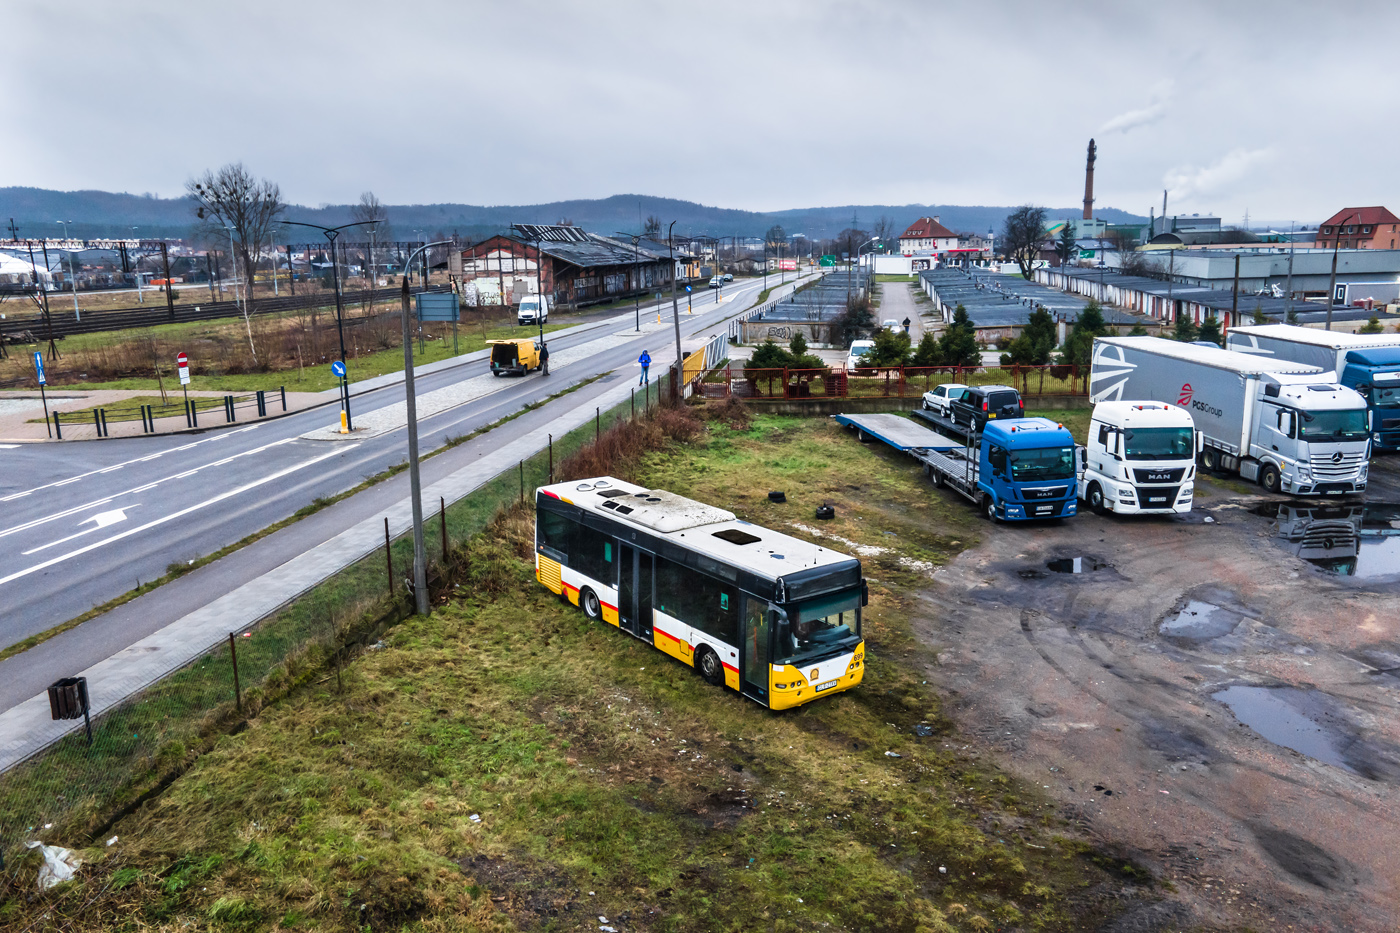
535;477;866;710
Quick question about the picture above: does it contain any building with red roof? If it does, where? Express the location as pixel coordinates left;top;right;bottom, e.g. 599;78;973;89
898;216;958;255
1317;207;1400;250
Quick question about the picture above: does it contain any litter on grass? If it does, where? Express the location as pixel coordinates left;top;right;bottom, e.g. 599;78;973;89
25;842;81;890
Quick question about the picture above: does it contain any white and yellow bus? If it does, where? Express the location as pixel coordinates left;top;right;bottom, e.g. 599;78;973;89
535;476;866;709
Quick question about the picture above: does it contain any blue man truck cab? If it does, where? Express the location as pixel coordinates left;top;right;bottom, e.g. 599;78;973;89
834;413;1082;522
1342;347;1400;450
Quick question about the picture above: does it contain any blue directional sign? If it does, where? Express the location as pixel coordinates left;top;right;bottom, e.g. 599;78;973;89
331;360;346;378
685;285;691;292
416;292;460;322
34;351;45;386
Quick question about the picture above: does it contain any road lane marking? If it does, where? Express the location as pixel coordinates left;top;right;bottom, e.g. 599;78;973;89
0;438;299;540
22;507;136;555
0;445;358;588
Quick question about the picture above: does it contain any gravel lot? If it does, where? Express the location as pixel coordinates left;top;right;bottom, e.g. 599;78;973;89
912;460;1400;931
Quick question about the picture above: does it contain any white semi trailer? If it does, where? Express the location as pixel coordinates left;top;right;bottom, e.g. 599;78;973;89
1090;336;1370;496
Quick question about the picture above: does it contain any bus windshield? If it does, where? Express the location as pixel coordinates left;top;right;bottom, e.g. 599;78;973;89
1123;427;1194;460
1300;408;1369;440
1008;446;1075;481
776;590;861;666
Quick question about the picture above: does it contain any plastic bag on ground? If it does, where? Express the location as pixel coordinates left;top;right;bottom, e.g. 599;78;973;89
25;841;82;890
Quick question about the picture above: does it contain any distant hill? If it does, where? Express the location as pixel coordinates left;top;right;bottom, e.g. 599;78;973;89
0;187;1146;243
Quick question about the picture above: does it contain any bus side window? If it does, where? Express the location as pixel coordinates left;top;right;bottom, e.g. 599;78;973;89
537;509;574;558
572;522;614;584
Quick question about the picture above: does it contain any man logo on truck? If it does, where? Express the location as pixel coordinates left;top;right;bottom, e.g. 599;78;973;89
1179;383;1193;406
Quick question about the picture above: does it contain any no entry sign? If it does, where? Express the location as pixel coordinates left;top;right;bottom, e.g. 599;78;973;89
177;351;190;386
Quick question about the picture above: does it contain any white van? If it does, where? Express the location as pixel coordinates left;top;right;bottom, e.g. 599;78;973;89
518;295;549;326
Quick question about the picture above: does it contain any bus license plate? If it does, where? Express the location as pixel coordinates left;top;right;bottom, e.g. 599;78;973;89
815;679;838;692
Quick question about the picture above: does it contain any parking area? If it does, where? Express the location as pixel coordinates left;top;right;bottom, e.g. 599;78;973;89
912;460;1400;930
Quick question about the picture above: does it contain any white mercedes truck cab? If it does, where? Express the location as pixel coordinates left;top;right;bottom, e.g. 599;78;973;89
1080;401;1199;514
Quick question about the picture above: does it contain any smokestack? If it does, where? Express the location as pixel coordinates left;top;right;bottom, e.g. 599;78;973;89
1082;139;1097;221
1161;189;1168;236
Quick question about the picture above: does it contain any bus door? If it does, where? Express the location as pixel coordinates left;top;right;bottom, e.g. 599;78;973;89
617;544;654;641
741;597;770;704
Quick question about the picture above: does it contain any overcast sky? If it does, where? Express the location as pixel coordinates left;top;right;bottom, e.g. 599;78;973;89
6;1;1395;224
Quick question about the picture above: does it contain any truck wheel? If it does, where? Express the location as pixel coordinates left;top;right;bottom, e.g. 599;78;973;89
928;465;945;488
1260;463;1282;494
1087;482;1107;514
983;496;999;522
857;429;869;443
1200;448;1218;472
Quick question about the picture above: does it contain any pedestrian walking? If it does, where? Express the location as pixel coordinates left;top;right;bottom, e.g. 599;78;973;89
638;349;651;385
902;316;912;334
540;341;550;376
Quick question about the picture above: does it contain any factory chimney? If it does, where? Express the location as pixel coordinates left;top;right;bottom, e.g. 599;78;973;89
1082;139;1097;221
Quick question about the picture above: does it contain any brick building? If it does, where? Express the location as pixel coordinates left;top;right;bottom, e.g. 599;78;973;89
897;216;959;254
1317;206;1400;251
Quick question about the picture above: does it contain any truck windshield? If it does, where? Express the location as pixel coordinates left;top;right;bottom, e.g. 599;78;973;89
1299;408;1369;440
1008;446;1076;481
1372;387;1400;409
1123;427;1194;460
775;591;861;666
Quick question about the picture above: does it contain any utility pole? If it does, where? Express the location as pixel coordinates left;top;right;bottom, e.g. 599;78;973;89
1324;211;1357;332
668;221;683;374
161;242;176;320
399;274;429;616
1231;253;1240;322
1284;222;1296;322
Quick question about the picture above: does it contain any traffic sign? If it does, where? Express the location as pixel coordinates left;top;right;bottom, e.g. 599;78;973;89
176;351;190;386
331;360;347;378
415;292;459;322
33;351;45;386
685;285;691;292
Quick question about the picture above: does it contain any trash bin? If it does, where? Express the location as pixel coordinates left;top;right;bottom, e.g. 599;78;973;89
47;677;88;721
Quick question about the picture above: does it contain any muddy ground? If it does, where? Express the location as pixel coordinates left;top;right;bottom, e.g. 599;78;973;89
913;461;1400;932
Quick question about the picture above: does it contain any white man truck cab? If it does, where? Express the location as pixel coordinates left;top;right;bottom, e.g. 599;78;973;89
1080;401;1199;515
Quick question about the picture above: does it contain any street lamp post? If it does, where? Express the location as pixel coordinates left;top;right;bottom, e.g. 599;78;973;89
131;227;143;304
614;232;643;332
852;236;880;306
667;222;683;378
396;239;452;616
55;221;80;320
283;219;381;429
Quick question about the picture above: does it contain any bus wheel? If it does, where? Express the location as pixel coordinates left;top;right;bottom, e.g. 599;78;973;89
1260;463;1282;494
696;647;724;687
580;588;602;621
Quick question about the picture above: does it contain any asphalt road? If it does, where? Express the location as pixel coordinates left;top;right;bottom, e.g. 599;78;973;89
0;277;772;651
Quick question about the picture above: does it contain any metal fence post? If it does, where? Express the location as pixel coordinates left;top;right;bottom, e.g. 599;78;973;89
228;632;242;713
519;460;524;503
257;390;266;417
384;517;394;596
281;386;287;411
93;408;101;436
225;395;235;422
440;496;448;564
548;434;553;484
596;407;600;443
53;410;61;439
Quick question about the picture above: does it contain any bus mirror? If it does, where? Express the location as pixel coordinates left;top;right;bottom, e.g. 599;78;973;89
861;580;870;607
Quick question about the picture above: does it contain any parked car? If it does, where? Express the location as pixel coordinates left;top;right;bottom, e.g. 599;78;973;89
881;319;900;330
845;339;877;369
709;276;724;289
921;382;969;418
949;384;1024;431
722;273;734;282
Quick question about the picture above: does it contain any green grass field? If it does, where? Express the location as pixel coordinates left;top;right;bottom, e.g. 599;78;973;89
0;412;1144;931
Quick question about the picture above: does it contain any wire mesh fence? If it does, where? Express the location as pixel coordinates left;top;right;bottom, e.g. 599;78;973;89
0;367;677;873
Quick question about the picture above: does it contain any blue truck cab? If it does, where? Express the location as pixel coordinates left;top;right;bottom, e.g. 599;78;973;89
979;418;1081;521
1341;347;1400;450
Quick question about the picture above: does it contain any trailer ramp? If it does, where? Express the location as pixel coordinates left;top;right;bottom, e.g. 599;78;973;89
832;413;964;451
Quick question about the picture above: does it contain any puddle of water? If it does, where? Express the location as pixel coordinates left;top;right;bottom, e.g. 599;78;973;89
1045;557;1107;574
1160;601;1242;641
913;724;934;737
1256;502;1400;578
1211;686;1355;773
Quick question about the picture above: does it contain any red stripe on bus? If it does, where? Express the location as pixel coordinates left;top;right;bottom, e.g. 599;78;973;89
541;489;560;499
722;661;738;674
654;627;686;648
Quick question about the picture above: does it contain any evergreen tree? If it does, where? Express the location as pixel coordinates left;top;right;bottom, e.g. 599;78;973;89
865;327;913;367
939;305;981;367
1252;302;1268;325
1360;314;1384;334
1127;323;1149;336
788;332;808;357
1197;314;1223;346
1172;314;1199;342
1073;299;1108;338
913;331;943;367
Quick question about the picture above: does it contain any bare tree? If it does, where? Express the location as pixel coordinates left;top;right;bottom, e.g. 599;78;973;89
1000;205;1048;279
188;163;285;359
351;191;390;308
871;215;896;248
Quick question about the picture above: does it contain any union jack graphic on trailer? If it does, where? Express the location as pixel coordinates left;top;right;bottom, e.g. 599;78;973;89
1089;341;1137;402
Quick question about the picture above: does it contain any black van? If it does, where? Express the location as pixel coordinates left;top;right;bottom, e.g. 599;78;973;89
949;385;1023;431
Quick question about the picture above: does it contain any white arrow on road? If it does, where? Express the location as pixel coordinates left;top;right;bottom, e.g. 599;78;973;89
22;508;134;555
